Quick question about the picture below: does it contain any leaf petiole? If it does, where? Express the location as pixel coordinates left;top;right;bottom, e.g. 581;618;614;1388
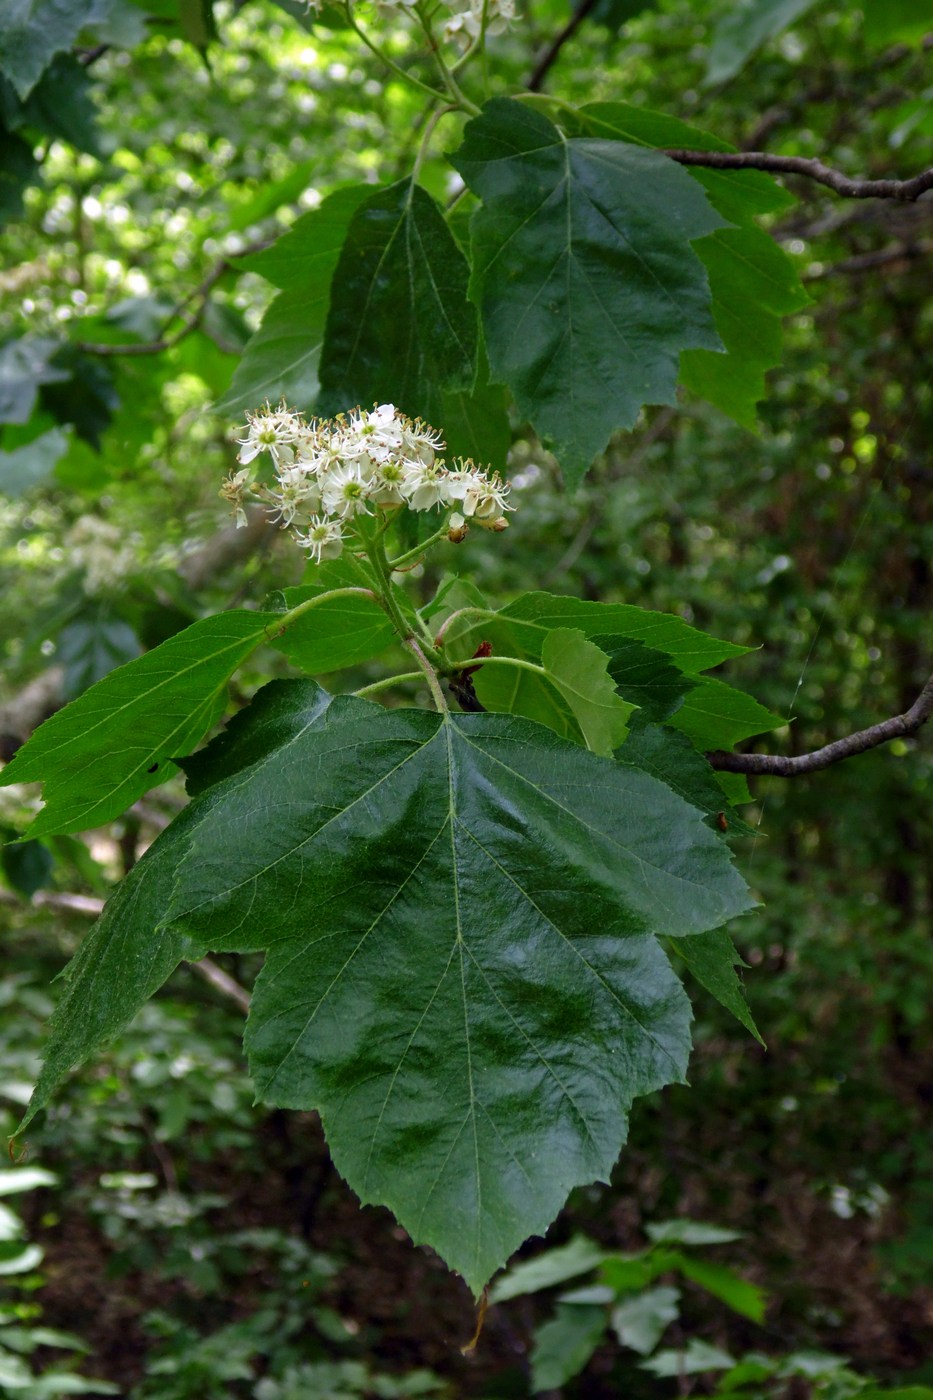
353;671;424;699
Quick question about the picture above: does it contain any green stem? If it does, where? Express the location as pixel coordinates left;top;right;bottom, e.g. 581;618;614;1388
415;2;481;113
388;521;452;570
344;2;449;103
405;636;448;712
411;103;457;184
353;671;423;698
364;538;413;644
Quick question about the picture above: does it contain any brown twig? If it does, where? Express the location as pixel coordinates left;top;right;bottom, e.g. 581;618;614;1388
709;672;933;777
662;150;933;202
804;240;933;280
75;259;234;356
527;0;598;92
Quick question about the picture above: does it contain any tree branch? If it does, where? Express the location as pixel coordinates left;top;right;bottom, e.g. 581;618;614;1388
74;243;267;358
709;673;933;777
662;150;933;201
527;0;598;92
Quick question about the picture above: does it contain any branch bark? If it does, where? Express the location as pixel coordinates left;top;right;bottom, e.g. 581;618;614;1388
662;150;933;202
709;673;933;777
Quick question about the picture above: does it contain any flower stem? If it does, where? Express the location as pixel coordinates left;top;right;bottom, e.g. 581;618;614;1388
344;2;449;103
388;521;452;569
405;636;448;712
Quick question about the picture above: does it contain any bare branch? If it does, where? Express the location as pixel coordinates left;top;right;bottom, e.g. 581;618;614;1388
527;0;598;92
804;240;933;280
74;242;268;358
662;150;933;202
9;891;251;1012
709;673;933;777
188;957;251;1013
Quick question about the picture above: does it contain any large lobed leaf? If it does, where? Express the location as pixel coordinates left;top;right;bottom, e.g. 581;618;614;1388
451;99;727;486
161;683;752;1292
22;680;753;1292
573;103;810;430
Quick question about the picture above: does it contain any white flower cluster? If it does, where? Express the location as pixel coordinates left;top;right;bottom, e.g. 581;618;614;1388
224;402;511;564
442;0;515;42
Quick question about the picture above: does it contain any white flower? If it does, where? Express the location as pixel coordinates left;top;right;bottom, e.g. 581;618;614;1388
235;402;301;467
401;460;448;511
294;515;345;564
266;465;322;525
443;462;511;519
369;457;408;506
321;461;374;519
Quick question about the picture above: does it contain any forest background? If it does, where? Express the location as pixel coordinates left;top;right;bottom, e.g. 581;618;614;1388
1;0;932;1396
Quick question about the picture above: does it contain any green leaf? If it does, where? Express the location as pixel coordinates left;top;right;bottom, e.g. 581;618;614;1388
616;720;754;834
56;614;142;699
163;682;751;1291
489;1236;608;1302
446;591;749;674
611;1285;680;1353
530;1304;606;1390
0;0;109;99
0;338;68;425
451;98;726;486
594;635;697;723
0;611;277;837
268;586;395;674
574;103;809;429
668;676;784;752
674;1254;768;1322
0;55;105;157
0;427;70;496
441;346;511;473
675;929;763;1043
679;223;810;428
642;1338;736;1376
318;179;477;423
0;834;54;897
705;0;822;86
470;628;634;755
0;126;38;222
215;185;371;416
863;0;932;46
645;1219;743;1246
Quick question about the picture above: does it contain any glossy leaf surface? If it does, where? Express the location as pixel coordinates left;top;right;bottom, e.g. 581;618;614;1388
159;681;752;1290
575;103;808;428
0;611;277;836
451;99;725;485
318;179;477;423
